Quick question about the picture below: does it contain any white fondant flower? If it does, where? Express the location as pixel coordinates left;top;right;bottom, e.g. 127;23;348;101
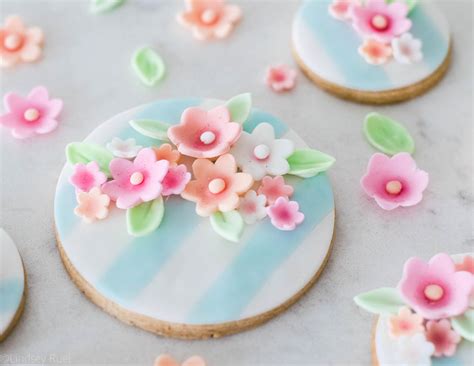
106;137;142;159
238;190;267;224
391;33;423;64
393;333;435;366
230;123;294;181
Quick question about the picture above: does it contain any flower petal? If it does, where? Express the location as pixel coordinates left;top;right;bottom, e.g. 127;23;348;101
20;43;41;62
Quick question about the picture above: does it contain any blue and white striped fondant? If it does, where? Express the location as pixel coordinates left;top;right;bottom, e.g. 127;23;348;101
292;0;450;91
54;99;335;325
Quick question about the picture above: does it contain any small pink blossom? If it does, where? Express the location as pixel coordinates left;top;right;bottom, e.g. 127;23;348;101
358;39;392;65
69;161;107;192
162;164;191;196
425;319;461;357
102;148;169;209
329;0;357;21
360;153;429;210
265;65;297;93
238;190;267;224
257;176;294;205
388;306;424;338
154;354;206;366
267;196;304;231
0;86;63;139
74;187;110;223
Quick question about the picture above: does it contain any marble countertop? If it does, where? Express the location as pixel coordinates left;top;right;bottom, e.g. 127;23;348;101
1;0;472;365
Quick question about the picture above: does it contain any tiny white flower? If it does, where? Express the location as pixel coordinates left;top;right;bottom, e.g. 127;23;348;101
106;137;142;159
238;190;267;224
392;33;423;64
394;333;435;366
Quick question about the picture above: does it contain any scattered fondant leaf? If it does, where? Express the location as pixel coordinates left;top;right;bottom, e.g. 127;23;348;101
129;119;171;141
451;309;474;342
210;210;244;243
287;149;335;178
354;287;405;315
66;142;114;176
364;112;415;155
132;47;166;87
90;0;125;14
225;93;252;124
127;197;165;237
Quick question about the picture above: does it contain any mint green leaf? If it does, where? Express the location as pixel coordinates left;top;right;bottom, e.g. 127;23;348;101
129;119;171;141
132;47;166;87
90;0;125;14
225;93;252;124
287;149;335;178
210;210;244;243
451;309;474;342
363;112;415;155
127;197;164;237
354;287;405;315
66;142;114;176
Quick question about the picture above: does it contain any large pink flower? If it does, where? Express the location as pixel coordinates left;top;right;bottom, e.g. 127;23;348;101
102;148;169;209
425;319;461;357
398;253;473;320
168;105;241;159
360;153;429;210
351;0;411;43
0;86;63;139
69;161;107;192
267;197;304;231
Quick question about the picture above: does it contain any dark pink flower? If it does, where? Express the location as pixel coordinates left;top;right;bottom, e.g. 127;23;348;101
69;161;107;192
266;196;304;231
265;65;297;93
425;319;461;357
161;164;191;196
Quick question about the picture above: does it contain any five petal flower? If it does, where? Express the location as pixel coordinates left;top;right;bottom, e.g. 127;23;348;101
238;190;267;224
74;187;110;223
69;161;107;192
106;137;142;159
267;196;304;231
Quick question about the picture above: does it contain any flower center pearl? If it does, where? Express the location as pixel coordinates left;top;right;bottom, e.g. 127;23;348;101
200;131;216;145
201;9;218;24
385;180;402;195
253;144;270;160
23;108;40;122
424;284;444;301
371;14;389;30
4;34;21;51
208;178;226;194
130;172;144;185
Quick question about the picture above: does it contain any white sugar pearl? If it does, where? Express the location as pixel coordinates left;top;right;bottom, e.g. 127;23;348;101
385;180;402;195
253;144;270;160
130;172;144;185
424;284;444;301
208;178;226;194
200;131;216;145
371;14;388;30
23;108;40;122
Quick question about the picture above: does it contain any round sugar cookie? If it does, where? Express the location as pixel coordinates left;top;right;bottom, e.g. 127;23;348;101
292;0;451;104
54;97;336;339
0;229;26;342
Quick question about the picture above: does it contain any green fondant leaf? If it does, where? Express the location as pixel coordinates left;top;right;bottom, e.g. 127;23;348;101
210;210;244;243
66;142;114;176
90;0;125;14
129;119;171;141
126;197;164;237
451;309;474;342
363;112;415;155
132;47;166;87
225;93;252;124
354;287;405;315
287;149;336;178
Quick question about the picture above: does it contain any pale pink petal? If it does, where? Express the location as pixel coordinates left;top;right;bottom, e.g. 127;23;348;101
27;86;49;102
4;16;25;32
182;356;206;366
20;43;41;62
25;27;44;44
35;118;58;134
154;354;180;366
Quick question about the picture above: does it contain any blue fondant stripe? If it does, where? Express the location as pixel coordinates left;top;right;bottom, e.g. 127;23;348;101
54;182;79;238
186;174;334;324
0;278;23;313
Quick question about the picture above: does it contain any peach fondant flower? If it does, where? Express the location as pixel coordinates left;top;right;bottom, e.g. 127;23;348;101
358;39;392;65
153;143;181;165
0;86;63;139
181;154;253;216
168;105;241;159
154;355;206;366
388;306;424;338
392;32;423;64
257;176;294;205
74;187;110;223
238;190;267;224
265;65;297;93
329;0;357;21
161;164;191;196
425;319;461;357
177;0;242;41
267;197;304;231
360;153;429;211
456;255;474;274
69;161;107;192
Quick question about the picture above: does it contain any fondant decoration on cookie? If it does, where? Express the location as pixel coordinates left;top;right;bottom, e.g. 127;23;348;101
107;137;142;159
354;253;474;365
74;187;111;223
132;47;166;87
0;229;26;342
267;197;304;231
360;152;428;210
177;0;242;41
54;96;336;338
292;0;451;104
0;15;43;68
0;86;63;139
90;0;125;14
154;355;206;366
265;65;297;92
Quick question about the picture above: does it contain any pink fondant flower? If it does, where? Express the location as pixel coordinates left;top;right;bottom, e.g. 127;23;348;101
153;143;181;166
181;154;254;216
456;255;474;274
74;187;110;223
162;164;191;196
102;148;169;209
238;190;267;224
398;253;473;320
388;306;424;338
267;196;304;231
177;0;242;41
265;65;297;93
69;161;107;192
425;319;461;357
0;86;63;139
351;0;412;43
257;176;294;205
0;15;43;68
168;105;241;159
360;153;429;210
358;39;392;65
329;0;357;21
154;354;206;366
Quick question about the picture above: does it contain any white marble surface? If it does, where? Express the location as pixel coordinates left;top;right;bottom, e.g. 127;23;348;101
0;0;472;365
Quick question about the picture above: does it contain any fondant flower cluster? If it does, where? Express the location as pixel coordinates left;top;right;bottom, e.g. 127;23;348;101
329;0;423;65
